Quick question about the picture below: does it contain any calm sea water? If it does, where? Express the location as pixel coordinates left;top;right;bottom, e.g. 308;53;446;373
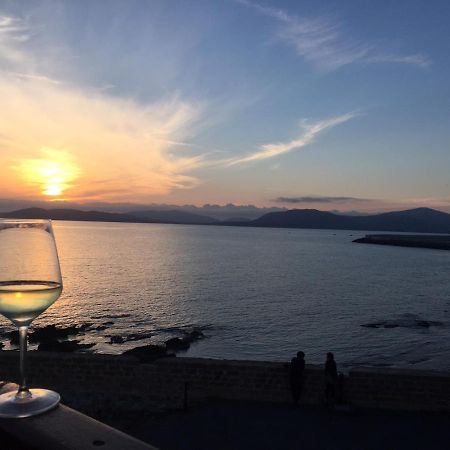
1;221;449;371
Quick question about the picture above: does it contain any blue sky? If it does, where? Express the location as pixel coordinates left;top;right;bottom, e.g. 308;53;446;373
0;0;449;212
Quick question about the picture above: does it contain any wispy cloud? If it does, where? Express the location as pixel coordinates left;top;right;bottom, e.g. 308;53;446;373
274;196;372;204
364;54;430;68
225;112;357;166
0;14;30;64
237;0;430;71
9;72;62;84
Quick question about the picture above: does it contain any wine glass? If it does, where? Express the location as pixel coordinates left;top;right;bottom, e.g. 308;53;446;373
0;219;63;418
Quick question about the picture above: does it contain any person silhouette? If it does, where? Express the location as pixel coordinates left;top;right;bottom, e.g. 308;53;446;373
289;351;305;406
324;352;338;407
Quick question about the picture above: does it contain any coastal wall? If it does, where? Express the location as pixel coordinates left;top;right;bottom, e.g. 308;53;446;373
0;352;449;417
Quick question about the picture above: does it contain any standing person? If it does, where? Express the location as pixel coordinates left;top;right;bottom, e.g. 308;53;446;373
324;352;338;407
289;351;305;406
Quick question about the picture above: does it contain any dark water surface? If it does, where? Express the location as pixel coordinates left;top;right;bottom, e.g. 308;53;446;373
1;221;449;371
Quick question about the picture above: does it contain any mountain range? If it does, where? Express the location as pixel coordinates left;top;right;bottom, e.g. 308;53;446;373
1;207;450;234
0;207;216;225
0;200;285;221
232;207;450;233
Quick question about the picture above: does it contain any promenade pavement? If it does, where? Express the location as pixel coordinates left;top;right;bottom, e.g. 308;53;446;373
114;401;450;450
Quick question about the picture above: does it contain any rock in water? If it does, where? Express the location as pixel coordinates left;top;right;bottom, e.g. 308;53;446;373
122;345;168;362
29;324;92;344
164;328;206;352
8;330;20;345
125;332;153;342
38;340;95;352
187;328;205;340
165;337;191;351
110;335;124;344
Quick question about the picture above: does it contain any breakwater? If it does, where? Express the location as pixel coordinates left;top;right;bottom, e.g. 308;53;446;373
0;352;449;417
353;234;450;250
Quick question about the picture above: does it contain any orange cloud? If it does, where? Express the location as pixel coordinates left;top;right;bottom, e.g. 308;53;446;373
0;74;203;202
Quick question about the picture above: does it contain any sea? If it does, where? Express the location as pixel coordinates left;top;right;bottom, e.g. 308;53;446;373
1;221;449;372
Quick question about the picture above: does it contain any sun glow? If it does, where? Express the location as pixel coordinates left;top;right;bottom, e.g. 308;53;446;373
44;184;63;196
14;148;81;198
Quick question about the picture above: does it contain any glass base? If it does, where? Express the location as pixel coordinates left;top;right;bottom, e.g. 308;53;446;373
0;389;60;418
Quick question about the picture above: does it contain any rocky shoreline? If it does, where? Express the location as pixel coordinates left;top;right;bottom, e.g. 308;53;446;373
1;323;206;360
353;234;450;250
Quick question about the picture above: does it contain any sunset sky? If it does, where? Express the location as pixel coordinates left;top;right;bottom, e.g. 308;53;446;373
1;0;449;213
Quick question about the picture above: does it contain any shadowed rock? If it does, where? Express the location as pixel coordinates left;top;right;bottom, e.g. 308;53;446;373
109;332;154;344
38;340;95;352
7;330;20;345
110;336;124;344
188;328;205;340
6;324;95;351
28;324;93;344
122;345;169;362
164;328;205;352
165;337;190;351
125;332;153;342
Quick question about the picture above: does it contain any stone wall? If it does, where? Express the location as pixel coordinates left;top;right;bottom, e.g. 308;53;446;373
348;367;450;411
0;352;449;417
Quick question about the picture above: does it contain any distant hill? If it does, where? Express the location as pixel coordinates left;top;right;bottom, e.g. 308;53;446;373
229;208;450;233
1;207;217;225
223;217;252;222
129;209;217;224
1;208;139;222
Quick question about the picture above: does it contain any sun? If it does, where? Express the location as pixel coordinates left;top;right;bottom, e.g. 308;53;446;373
14;148;81;199
38;162;69;197
44;184;63;196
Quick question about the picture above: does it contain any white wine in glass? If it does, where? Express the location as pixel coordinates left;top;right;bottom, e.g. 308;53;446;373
0;219;63;418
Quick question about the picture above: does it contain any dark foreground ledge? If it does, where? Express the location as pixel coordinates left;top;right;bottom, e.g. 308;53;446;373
0;383;156;450
353;234;450;250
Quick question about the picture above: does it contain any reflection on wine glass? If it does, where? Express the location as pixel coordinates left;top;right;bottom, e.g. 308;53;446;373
0;219;63;418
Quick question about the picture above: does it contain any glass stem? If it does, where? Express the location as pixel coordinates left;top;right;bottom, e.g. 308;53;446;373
16;326;31;399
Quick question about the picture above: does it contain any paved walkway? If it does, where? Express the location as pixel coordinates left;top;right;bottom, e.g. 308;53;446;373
113;401;450;450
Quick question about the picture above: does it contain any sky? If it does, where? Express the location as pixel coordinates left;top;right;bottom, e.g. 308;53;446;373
0;0;449;213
